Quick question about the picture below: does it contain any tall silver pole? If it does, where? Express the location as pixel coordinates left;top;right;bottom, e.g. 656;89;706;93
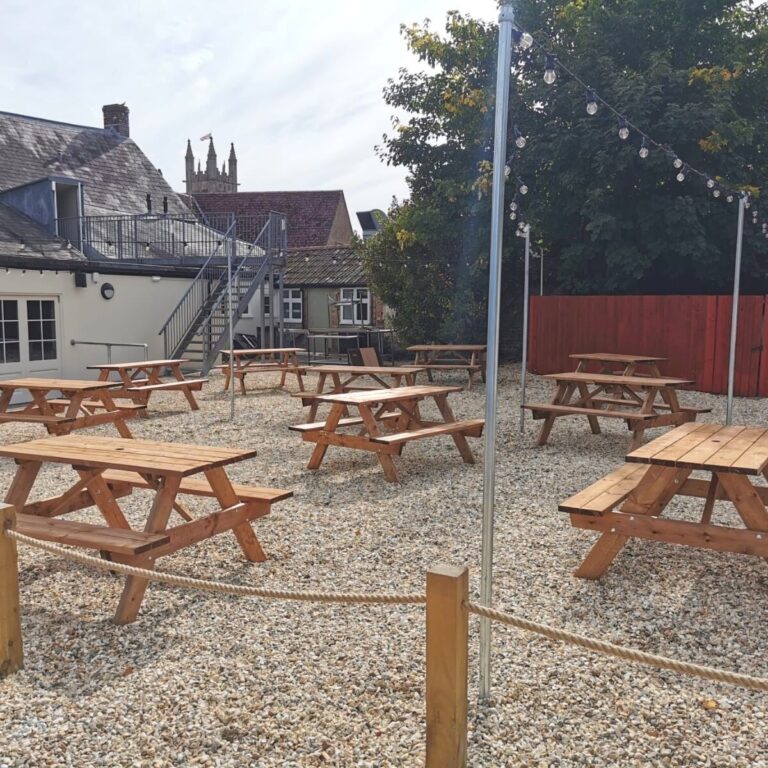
228;229;235;421
519;226;530;433
726;194;746;425
479;0;514;701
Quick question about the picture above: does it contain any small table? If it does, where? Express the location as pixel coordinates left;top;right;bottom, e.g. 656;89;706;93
524;372;707;449
218;348;306;393
295;365;426;420
0;378;139;437
88;359;207;411
290;385;484;482
561;423;768;579
406;345;486;390
570;353;666;377
1;434;292;623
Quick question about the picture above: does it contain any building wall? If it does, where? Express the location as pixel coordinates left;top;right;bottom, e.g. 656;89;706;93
328;199;354;246
0;180;56;232
0;269;192;378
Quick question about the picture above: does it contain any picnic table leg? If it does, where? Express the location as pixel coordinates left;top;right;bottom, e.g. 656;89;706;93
98;390;135;438
222;366;231;392
171;363;200;411
357;404;399;483
4;461;42;508
114;475;181;624
716;473;768;531
537;383;572;446
239;369;247;395
574;465;689;579
307;403;345;470
434;395;474;465
78;470;132;529
205;467;267;562
576;383;601;435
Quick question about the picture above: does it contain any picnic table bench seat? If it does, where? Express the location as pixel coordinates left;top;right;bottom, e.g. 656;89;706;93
15;513;170;556
289;412;401;433
370;418;485;445
525;403;659;421
47;398;147;412
559;463;650;516
127;379;208;393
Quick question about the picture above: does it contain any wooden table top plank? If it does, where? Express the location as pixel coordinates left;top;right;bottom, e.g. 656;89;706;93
222;348;303;356
317;384;462;405
702;427;768;472
0;378;121;392
0;436;256;476
625;422;705;462
407;344;486;352
310;365;425;376
728;430;768;474
543;372;693;387
569;352;666;364
86;359;189;370
627;423;725;466
673;425;748;468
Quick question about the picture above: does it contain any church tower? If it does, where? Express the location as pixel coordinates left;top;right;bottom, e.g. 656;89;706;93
184;135;239;194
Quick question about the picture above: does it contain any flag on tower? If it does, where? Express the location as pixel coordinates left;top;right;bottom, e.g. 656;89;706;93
200;133;212;141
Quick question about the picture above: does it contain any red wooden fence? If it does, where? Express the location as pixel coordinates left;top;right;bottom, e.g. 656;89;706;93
528;295;767;397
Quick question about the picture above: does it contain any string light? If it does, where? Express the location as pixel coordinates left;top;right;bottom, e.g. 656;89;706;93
543;54;557;85
673;157;684;170
518;179;529;195
514;125;527;149
586;90;598;115
676;165;688;182
639;137;649;159
706;178;715;189
726;193;734;203
618;119;630;140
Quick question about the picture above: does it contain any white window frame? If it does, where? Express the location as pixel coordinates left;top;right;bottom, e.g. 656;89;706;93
282;289;302;323
339;288;370;325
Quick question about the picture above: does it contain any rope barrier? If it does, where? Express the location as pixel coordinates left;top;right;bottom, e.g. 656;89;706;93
8;530;768;691
6;530;426;606
467;601;768;692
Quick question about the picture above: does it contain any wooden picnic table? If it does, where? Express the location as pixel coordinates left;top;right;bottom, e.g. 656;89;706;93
88;359;207;411
0;434;292;623
218;348;306;394
524;371;709;450
570;353;666;376
406;345;486;390
289;384;484;483
560;422;768;579
0;378;140;437
294;365;426;420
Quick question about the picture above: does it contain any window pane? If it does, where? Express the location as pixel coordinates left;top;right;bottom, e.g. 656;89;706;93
6;342;19;363
3;301;18;321
292;305;301;319
0;346;4;364
5;321;18;341
27;301;40;320
43;321;56;340
43;340;57;360
28;321;41;341
41;301;55;319
29;341;42;361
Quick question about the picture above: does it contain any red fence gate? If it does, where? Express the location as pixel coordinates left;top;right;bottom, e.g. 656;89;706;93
528;295;767;397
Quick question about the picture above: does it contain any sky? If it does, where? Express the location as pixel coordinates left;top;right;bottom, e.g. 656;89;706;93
0;0;498;230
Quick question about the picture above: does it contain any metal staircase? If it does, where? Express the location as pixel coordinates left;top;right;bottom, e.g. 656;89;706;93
159;212;287;374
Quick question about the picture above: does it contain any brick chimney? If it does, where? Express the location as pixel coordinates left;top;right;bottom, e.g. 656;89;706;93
102;103;130;137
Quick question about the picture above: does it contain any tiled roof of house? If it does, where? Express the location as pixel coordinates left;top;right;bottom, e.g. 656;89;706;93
0;111;189;216
0;203;85;262
191;191;347;248
284;246;367;287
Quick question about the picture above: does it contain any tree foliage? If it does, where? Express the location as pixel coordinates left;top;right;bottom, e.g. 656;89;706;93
361;0;768;346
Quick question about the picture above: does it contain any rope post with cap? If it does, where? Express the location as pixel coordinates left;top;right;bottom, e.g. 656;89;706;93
0;504;23;677
480;0;515;702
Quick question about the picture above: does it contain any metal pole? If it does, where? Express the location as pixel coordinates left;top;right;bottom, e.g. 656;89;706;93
726;194;746;425
540;249;544;296
479;0;514;701
228;228;235;421
519;226;530;433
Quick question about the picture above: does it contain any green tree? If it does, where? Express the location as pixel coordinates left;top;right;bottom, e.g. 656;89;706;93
362;1;768;347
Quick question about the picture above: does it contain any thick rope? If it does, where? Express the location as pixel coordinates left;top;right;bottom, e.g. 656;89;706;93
9;531;768;691
467;602;768;692
6;530;426;605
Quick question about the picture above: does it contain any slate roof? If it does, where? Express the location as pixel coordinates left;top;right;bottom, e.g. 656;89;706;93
0;203;85;263
0;110;189;216
284;246;367;287
191;191;347;248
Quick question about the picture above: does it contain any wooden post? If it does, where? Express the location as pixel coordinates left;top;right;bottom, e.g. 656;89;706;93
0;504;23;676
426;565;469;768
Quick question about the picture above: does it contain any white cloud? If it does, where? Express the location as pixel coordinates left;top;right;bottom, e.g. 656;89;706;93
0;0;498;226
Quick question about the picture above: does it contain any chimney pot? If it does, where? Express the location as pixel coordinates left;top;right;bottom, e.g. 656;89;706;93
102;103;130;137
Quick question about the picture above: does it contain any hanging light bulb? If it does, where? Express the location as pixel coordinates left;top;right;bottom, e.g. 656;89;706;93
639;137;649;159
509;211;517;221
618;119;630;140
706;178;715;189
676;165;687;182
726;193;734;203
518;179;529;195
543;54;557;85
673;156;683;169
514;125;526;149
504;163;512;180
713;187;721;198
520;31;533;50
585;90;598;115
509;200;519;212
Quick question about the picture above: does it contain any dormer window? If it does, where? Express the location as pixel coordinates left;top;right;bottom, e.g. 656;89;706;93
53;180;83;247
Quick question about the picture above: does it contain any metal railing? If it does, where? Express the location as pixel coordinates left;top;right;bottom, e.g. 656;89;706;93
69;339;149;363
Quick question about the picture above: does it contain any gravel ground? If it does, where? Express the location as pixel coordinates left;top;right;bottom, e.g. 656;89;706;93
0;365;767;767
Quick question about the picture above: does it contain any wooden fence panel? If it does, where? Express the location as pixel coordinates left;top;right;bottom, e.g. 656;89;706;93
528;295;766;397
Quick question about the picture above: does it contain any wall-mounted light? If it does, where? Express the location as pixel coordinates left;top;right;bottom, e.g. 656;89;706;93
151;276;161;282
100;283;115;300
92;272;100;284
